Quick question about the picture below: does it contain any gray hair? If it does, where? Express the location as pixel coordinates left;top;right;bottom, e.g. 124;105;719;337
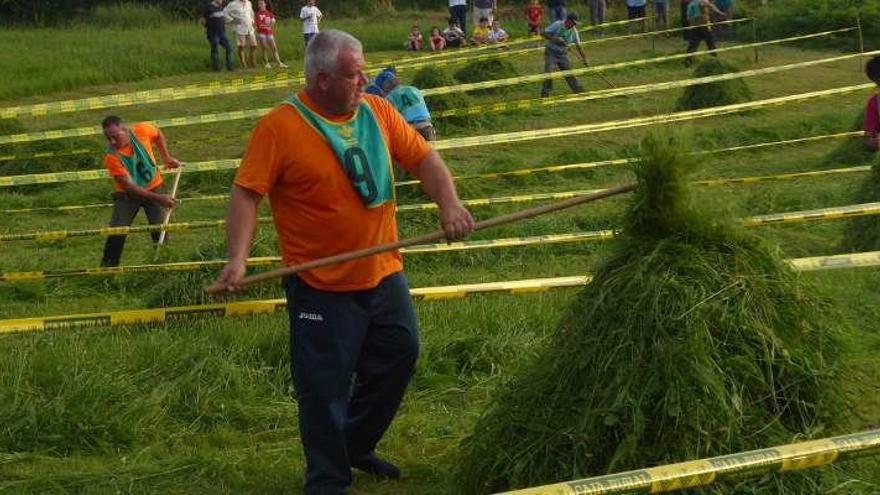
304;30;363;85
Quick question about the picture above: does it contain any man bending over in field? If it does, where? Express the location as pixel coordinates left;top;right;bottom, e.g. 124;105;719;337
541;12;589;97
99;116;181;267
863;55;880;152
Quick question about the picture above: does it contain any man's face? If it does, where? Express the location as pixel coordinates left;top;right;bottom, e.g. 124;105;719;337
321;48;367;114
564;19;576;29
103;123;130;149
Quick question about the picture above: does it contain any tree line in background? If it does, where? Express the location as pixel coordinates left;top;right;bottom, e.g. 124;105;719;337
0;0;407;25
0;0;877;48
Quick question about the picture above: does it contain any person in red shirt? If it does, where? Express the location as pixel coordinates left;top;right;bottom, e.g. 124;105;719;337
429;26;446;51
99;116;181;267
526;0;544;35
864;55;880;152
211;30;474;494
255;0;287;68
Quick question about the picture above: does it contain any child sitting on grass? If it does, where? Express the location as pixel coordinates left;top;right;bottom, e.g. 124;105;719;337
488;19;509;43
430;27;446;51
407;25;423;51
471;17;490;45
865;55;880;152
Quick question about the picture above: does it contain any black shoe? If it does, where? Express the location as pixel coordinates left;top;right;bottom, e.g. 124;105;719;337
351;454;401;480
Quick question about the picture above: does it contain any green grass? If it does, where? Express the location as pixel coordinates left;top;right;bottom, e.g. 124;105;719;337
1;5;880;494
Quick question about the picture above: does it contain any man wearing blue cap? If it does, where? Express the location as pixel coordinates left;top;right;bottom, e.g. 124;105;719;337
368;67;436;141
541;11;589;97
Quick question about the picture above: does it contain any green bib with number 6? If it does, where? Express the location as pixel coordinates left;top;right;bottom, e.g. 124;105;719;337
287;95;394;209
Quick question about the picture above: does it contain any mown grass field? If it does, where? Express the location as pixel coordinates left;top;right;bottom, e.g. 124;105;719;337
1;2;879;493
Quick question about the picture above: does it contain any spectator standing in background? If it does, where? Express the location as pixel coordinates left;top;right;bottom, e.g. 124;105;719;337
589;0;606;26
449;0;468;36
626;0;647;32
654;0;668;30
224;0;257;68
473;0;496;26
203;0;235;71
255;0;287;68
525;0;543;36
548;0;566;22
300;0;323;46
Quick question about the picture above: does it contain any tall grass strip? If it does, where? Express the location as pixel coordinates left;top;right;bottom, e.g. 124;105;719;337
0;27;849;124
454;135;848;494
0;130;859;192
0;37;862;148
434;82;874;150
496;430;880;495
422;27;857;96
8;222;880;281
6;247;880;331
4;189;880;243
433;51;878;118
0;159;239;188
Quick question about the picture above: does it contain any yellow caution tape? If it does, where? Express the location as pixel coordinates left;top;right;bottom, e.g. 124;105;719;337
788;250;880;271
0;73;299;121
2;128;860;194
743;201;880;226
0;159;239;188
3;171;878;242
433;82;874;150
434;51;879;118
0;28;855;147
498;430;880;495
423;27;857;96
0;17;655;121
6;247;880;328
0;108;271;146
6;211;880;282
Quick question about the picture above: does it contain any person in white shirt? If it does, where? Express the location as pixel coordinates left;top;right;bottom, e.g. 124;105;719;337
448;0;467;35
224;0;257;68
300;0;323;45
487;19;508;43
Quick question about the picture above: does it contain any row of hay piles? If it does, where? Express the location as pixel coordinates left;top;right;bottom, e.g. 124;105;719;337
454;135;846;494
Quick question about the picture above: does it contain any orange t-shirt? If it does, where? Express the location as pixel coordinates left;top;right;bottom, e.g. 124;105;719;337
235;91;432;292
103;122;164;192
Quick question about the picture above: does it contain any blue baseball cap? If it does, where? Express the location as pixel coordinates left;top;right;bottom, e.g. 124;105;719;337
372;67;397;91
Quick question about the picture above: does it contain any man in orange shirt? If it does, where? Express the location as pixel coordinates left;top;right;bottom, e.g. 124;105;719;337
100;116;181;267
211;30;474;494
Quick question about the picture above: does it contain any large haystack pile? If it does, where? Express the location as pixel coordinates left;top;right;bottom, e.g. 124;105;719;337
677;58;753;110
455;135;846;494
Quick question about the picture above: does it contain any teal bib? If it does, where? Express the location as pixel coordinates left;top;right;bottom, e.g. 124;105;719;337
287;95;394;209
107;131;156;188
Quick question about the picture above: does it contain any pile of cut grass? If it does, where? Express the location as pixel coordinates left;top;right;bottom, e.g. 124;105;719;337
411;66;472;127
453;57;519;95
454;134;849;494
677;58;752;110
